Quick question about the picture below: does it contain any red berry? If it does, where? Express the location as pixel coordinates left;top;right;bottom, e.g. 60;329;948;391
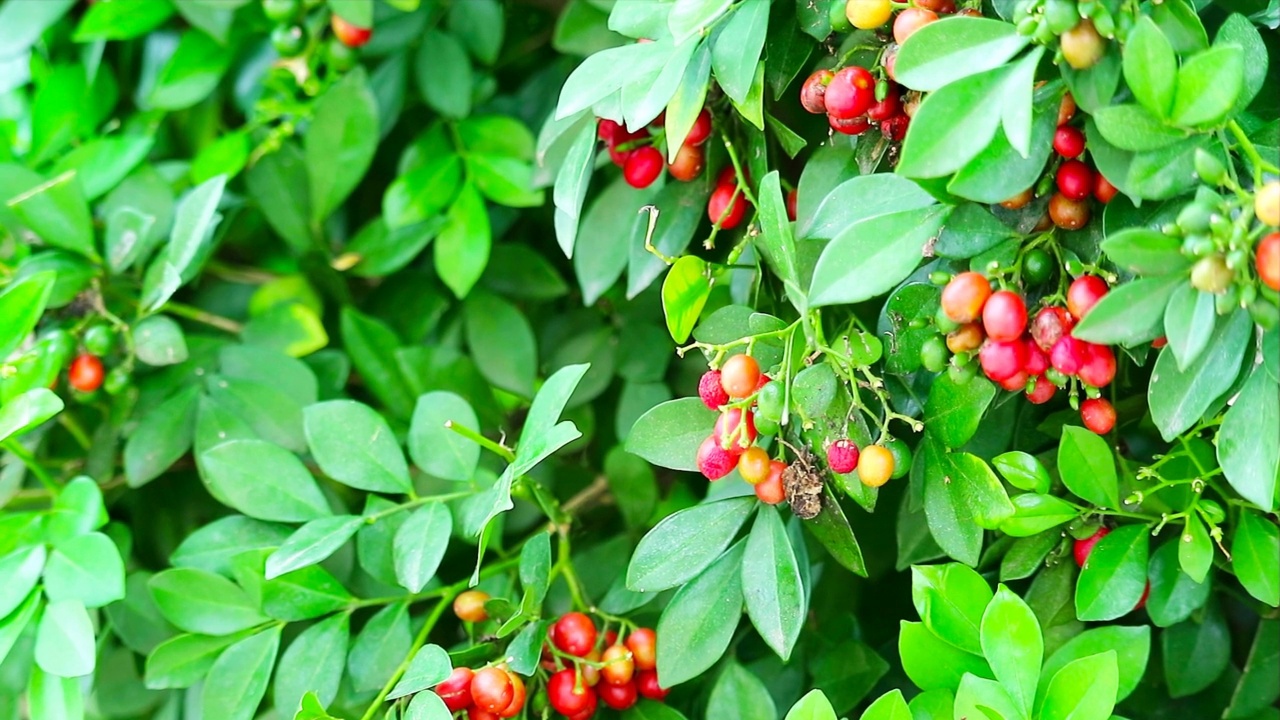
880;114;910;141
1256;233;1280;291
331;14;372;47
548;669;595;716
1094;173;1118;204
800;70;834;114
437;667;475;711
500;672;526;718
697;436;736;480
625;629;657;671
893;7;938;44
1152;336;1168;349
1031;306;1074;352
468;708;499;720
1066;275;1109;320
824;66;876;119
1058;93;1077;127
981;290;1028;342
827;439;860;474
720;354;761;398
866;88;902;121
1048;192;1090;230
1055;160;1094;201
685;109;712;145
1023;339;1049;375
1134;582;1151;611
1073;526;1110;567
597;119;620;143
708;184;747;229
979;340;1027;382
755;461;787;504
471;668;514;713
998;371;1030;392
1077;343;1116;387
698;370;729;410
786;189;798;222
623;146;664;188
1080;397;1116;434
635;670;668;701
941;272;993;324
1053;125;1086;159
598;679;638;710
68;354;104;392
552;613;597;657
1049;336;1087;376
830;114;872;135
667;143;705;182
713;407;757;453
1026;375;1056;404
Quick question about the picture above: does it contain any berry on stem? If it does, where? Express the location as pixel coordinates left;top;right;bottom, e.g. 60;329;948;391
552;612;598;657
471;668;514;713
1048;192;1090;230
548;670;595;716
893;7;938;44
979;339;1027;382
1257;233;1280;291
738;446;772;484
698;370;729;410
755;461;787;504
437;667;475;711
1061;19;1105;70
623;146;664;188
1031;306;1074;351
946;323;984;354
1055;160;1094;201
824;66;876;119
1080;397;1116;434
331;14;372;47
1026;375;1056;404
454;589;491;623
1053;125;1086;158
1077;343;1116;387
599;679;638;711
1073;526;1110;567
1093;173;1118;204
1067;275;1109;320
720;354;761;398
982;290;1028;342
69;354;104;392
827;439;860;474
600;645;634;686
847;0;893;29
800;70;834;114
941;272;993;324
698;436;737;479
625;629;657;671
1049;336;1087;376
857;445;894;487
667;143;705;182
1255;181;1279;227
830;114;872;135
708;183;747;229
636;671;668;701
1000;188;1034;210
685;109;713;145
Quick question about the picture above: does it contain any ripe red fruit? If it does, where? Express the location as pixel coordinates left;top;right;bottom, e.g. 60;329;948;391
698;370;729;410
623;146;664;188
786;188;798;221
552;613;598;657
598;679;638;711
827;439;860;474
1024;339;1049;375
979;340;1027;382
636;670;668;701
597;119;620;143
548;669;595;716
1053;125;1086;159
697;436;736;479
981;290;1028;342
601;645;634;686
1093;173;1118;204
1031;306;1074;351
998;371;1029;392
1026;375;1056;404
1080;397;1116;434
625;629;657;671
880;114;910;141
667;143;705;182
332;14;372;47
1077;343;1116;387
468;708;499;720
1152;336;1168;349
824;66;876;119
1074;526;1110;567
713;408;757;453
685;109;713;145
720;354;761;398
1055;160;1094;201
437;667;475;711
1048;192;1090;230
866;89;902;121
708;184;747;229
1058;93;1077;127
941;272;993;324
916;0;956;12
1257;232;1280;291
1067;275;1109;320
894;7;938;43
830;114;872;135
68;354;104;392
500;672;526;718
471;668;514;713
755;461;787;504
1049;336;1087;376
801;70;834;114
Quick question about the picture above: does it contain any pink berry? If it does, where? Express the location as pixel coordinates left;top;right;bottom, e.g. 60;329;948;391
827;439;860;474
698;370;729;410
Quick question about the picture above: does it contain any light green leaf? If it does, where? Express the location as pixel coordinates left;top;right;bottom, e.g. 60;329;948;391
1038;651;1118;720
1075;524;1148;621
306;69;379;222
200;439;332;523
895;17;1029;92
1171;45;1243;128
1057;426;1120;509
656;541;745;687
266;516;362;580
981;585;1043;714
35;600;96;677
1123;17;1177;118
809;206;950;306
393;503;453;593
274;614;348;714
148;567;269;635
304;401;411;493
1217;364;1278;511
661;255;711;343
0;388;63;444
742;506;805;661
43;532;125;608
1149;308;1252;441
203;626;282;720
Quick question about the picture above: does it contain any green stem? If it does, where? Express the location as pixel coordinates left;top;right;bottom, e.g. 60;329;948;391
356;596;454;720
1227;119;1279;184
162;302;244;334
3;440;59;494
446;420;515;463
58;414;93;451
362;492;474;524
555;527;591;611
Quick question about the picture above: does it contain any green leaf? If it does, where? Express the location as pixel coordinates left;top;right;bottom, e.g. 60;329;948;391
200;439;332;523
921;439;982;566
45;476;106;545
146;30;229;110
785;689;838;720
1149;308;1252;441
348;602;411;692
1214;14;1268;113
1178;514;1213;585
656;541;745;687
144;632;248;689
898;621;994;691
246;142;313;253
171;516;292;577
1128;136;1217;201
448;0;503;63
1146;538;1210;627
661;256;711;343
1000;493;1079;537
35;600;96;677
954;675;1021;720
710;0;768;104
464;291;536;396
340;307;413;419
0;592;40;670
304;401;411;493
809;206;949;306
1071;274;1183;346
895;17;1029;92
924;375;997;448
435;183;492;298
409;391;480;482
993;451;1050;493
1123;17;1177;118
1100;228;1190;276
897;67;1008;178
1038;625;1149;703
0;271;55;359
383;155;462;230
1223;619;1279;718
801;173;937;241
519;531;552;612
393;503;453;593
668;0;730;45
936;203;1018;259
628;497;755;592
625;397;717;472
1074;524;1148;621
0;546;45;619
1218;363;1279;510
1056;426;1120;508
1232;511;1279;607
1091;104;1187;151
1162;601;1230;697
1163;284;1215;371
1000;531;1061;582
512;363;590;475
134;315;189;366
262;565;352;621
403;692;452;719
53;134;155;200
148;568;268;635
467;154;543;208
124;385;197;488
980;585;1042;714
7;172;97;261
1061;44;1121;113
552;122;596;258
0;388;63;444
266;516;362;580
306;69;379;223
0;0;74;58
27;666;82;719
707;661;778;720
804;486;867;576
43;532;125;608
417;30;472;119
860;690;911;720
388;644;451;700
911;563;993;655
1037;651;1118;720
203;626;282;720
1152;0;1207;53
742;506;805;661
1171;46;1243;128
273;614;348;714
74;0;173;39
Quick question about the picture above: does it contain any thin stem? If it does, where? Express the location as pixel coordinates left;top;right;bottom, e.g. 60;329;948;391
3;440;59;494
162;302;244;334
362;492;474;524
1227;119;1280;184
555;527;590;611
356;596;454;720
58;414;93;451
446;420;515;463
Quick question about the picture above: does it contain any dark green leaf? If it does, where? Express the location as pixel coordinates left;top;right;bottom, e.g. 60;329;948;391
1000;493;1079;537
1162;601;1230;698
897;67;1008;178
203;626;281;720
348;602;412;692
925;376;997;449
742;506;805;661
304;400;411;493
993;451;1050;493
1218;363;1278;511
409;391;480;482
809;206;949;306
306;69;379;222
1146;539;1210;627
627;497;756;592
417;30;473;119
145;632;248;690
273;614;348;713
1039;625;1150;703
1091;104;1187;152
1149;308;1252;440
388;645;452;700
1232;511;1279;607
707;661;777;720
1100;228;1190;276
393;503;453;593
655;541;745;687
625;397;717;472
200;439;332;523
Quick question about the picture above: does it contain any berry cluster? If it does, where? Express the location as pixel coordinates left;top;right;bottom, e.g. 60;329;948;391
932;272;1119;434
1000;94;1118;232
541;614;666;717
262;0;368;65
437;665;527;719
596;109;713;190
826;439;897;488
1013;0;1122;70
800;65;912;141
1074;527;1150;611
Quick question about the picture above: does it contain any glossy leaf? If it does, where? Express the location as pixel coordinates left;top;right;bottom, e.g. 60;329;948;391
742;506;805;661
655;541;746;687
628;497;755;593
1057;426;1120;509
1074;524;1148;621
